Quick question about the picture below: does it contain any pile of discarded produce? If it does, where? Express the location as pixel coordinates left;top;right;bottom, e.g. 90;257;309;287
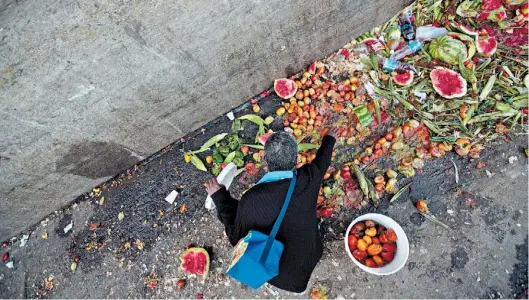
184;0;528;217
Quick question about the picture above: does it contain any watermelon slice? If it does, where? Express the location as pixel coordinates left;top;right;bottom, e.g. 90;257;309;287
450;22;478;36
430;67;468;99
393;71;414;86
476;30;497;57
179;247;210;279
481;0;502;11
308;62;317;74
258;132;273;145
274;78;297;99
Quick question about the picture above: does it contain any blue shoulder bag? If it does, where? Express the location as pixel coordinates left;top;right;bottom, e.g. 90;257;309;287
225;173;297;289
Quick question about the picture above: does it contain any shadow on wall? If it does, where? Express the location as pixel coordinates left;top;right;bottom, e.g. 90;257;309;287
55;141;141;179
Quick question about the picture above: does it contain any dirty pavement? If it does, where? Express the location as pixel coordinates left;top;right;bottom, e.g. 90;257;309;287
1;0;529;298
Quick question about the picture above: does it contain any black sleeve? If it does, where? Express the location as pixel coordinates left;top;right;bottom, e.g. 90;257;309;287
210;187;247;246
310;135;336;178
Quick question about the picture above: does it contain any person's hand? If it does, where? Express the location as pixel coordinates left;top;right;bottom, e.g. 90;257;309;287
326;127;341;139
204;178;224;196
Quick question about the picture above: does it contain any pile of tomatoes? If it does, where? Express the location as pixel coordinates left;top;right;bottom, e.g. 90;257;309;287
347;220;398;268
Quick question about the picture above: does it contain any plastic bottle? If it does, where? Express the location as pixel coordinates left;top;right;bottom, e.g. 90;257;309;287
398;10;415;41
386;26;402;51
390;40;422;61
416;26;448;41
378;56;418;74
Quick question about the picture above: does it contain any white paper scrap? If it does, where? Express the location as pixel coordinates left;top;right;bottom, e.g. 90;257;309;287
63;221;73;234
165;190;178;205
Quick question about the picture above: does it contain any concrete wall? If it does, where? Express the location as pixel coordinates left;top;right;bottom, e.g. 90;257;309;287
0;0;412;240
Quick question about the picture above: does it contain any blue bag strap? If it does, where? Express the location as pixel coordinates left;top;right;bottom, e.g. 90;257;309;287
259;172;297;264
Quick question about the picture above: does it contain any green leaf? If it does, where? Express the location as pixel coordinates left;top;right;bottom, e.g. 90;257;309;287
118;211;125;221
423;120;444;136
373;98;381;124
298;143;319;151
190;154;207;172
264;115;275;125
200;133;228;150
479;75;496;101
232;119;242;132
389;183;411;203
238;114;266;126
242;144;265;150
224;151;236;164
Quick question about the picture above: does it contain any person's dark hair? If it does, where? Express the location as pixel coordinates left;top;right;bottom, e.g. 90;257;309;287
264;131;298;171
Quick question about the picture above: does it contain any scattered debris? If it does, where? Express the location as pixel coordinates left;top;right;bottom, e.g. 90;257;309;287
509;156;518;164
165;190;179;205
63;222;73;234
2;252;9;262
5;261;14;269
41;232;48;239
176;279;186;290
226;111;235;121
20;234;29;247
451;159;460;184
117;212;125;221
35;276;55;298
415;200;450;230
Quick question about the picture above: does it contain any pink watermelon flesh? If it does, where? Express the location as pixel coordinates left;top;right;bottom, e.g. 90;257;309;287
258;132;273;145
430;68;468;99
274;78;297;99
393;71;414;86
481;0;502;10
180;248;209;278
308;62;316;74
476;33;498;56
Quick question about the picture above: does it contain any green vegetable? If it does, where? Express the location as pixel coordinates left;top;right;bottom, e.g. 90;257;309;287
353;105;373;127
233;157;244;167
190;154;207;172
212;150;223;163
200;133;228;151
351;164;369;197
227;134;241;151
211;164;222;176
428;36;467;65
264;115;275;125
458;55;477;92
456;0;479;17
479;75;496;101
298;143;319;151
224;151;236;164
218;145;231;157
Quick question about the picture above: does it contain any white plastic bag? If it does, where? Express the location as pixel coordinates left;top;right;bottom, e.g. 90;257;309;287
205;163;237;210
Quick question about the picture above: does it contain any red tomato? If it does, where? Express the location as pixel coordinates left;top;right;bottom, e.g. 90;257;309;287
382;243;397;253
365;258;377;268
348;235;358;251
379;232;388;243
386;229;398;242
371;237;380;244
353;222;366;231
352;249;368;261
381;251;394;262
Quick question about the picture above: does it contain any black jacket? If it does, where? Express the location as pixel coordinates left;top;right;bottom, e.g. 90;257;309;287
211;135;336;292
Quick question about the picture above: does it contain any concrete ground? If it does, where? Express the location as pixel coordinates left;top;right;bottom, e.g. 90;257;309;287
0;0;412;241
0;96;527;299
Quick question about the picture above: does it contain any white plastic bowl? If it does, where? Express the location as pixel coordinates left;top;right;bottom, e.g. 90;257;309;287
344;213;409;275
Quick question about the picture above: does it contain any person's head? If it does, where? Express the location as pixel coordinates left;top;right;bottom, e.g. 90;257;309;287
264;131;298;171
